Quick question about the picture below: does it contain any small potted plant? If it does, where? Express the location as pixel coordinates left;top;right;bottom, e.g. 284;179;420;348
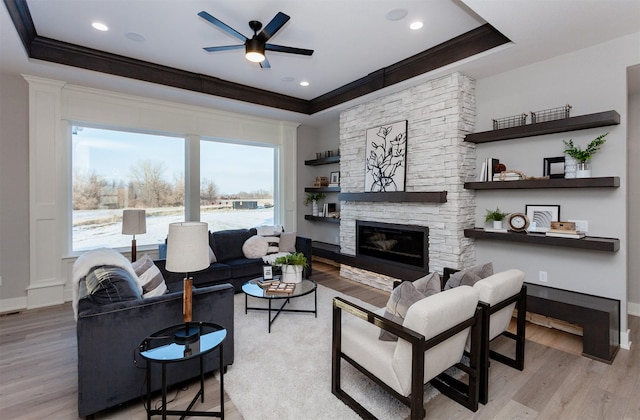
485;207;509;230
304;192;326;217
563;133;607;178
273;252;308;283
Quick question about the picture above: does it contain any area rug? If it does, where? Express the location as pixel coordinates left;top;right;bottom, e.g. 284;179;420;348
217;284;445;420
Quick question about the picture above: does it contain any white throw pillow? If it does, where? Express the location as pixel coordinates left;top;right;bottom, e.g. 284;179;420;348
242;235;269;259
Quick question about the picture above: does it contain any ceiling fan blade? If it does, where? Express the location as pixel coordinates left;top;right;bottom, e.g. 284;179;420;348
258;12;290;42
198;11;247;42
265;44;314;56
203;45;244;52
259;57;271;69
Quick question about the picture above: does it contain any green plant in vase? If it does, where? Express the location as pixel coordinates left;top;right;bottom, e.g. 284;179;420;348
563;133;607;178
273;252;308;283
485;207;508;230
304;192;326;216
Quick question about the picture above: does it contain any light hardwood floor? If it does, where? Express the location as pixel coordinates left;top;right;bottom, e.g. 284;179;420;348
1;262;638;419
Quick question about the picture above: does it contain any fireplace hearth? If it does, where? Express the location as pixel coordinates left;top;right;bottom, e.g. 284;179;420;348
356;220;429;272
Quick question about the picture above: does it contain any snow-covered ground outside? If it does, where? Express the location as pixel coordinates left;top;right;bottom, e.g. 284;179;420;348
73;207;274;251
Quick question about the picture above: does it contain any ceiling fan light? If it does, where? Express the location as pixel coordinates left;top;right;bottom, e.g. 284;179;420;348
245;38;265;63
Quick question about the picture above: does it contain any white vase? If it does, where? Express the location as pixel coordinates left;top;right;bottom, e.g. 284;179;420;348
281;265;303;283
576;162;591;178
312;201;319;216
493;220;503;229
564;155;577;179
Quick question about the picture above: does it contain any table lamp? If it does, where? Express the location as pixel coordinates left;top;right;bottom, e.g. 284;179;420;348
122;209;146;262
165;221;210;343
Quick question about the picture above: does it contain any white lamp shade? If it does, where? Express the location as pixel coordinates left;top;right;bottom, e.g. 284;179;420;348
165;222;210;273
122;209;146;235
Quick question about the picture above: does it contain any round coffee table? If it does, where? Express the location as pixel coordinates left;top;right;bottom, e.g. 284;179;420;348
242;278;317;333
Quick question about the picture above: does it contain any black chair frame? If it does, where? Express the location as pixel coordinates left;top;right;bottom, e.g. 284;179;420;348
331;296;482;420
444;268;527;404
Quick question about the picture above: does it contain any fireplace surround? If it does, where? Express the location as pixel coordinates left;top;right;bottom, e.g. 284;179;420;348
356;220;428;272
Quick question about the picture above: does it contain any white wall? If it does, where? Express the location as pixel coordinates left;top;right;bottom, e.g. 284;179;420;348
473;33;639;345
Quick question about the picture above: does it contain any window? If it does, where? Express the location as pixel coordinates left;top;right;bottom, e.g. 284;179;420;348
200;140;276;231
71;126;185;251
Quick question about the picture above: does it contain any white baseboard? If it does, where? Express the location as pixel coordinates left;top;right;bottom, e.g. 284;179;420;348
0;296;27;314
628;302;640;317
621;329;632;350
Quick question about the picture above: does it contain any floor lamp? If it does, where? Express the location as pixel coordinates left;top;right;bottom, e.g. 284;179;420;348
165;222;210;343
122;209;146;262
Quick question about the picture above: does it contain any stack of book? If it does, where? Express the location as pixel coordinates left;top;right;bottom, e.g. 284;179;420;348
257;277;280;288
545;229;585;239
492;172;521;181
479;158;500;182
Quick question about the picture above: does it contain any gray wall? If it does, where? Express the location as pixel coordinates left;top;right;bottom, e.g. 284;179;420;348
0;72;29;302
296;120;340;245
628;85;640;315
473;34;637;335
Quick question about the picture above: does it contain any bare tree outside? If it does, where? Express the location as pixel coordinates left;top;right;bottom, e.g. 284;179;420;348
201;178;219;203
129;160;172;208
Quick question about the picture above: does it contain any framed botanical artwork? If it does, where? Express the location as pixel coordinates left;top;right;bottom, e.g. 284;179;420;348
543;156;565;178
364;120;407;192
525;204;560;232
330;171;340;185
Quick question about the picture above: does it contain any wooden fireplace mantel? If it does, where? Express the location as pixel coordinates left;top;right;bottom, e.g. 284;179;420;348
338;191;447;203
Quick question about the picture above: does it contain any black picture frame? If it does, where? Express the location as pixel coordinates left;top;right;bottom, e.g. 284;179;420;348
544;156;565;178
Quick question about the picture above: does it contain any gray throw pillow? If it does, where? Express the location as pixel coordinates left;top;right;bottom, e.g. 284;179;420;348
85;265;141;305
379;281;426;341
412;272;441;297
444;262;493;290
279;231;297;253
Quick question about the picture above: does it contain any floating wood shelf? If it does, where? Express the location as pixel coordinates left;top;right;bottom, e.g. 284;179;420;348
338;191;447;203
464;228;619;252
465;110;620;143
304;156;340;166
305;187;340;193
464;176;620;190
304;215;340;224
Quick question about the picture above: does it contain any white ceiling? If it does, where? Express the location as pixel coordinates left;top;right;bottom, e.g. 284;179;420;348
2;0;639;126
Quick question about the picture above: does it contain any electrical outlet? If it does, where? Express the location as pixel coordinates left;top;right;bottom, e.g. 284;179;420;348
569;219;588;233
539;271;548;283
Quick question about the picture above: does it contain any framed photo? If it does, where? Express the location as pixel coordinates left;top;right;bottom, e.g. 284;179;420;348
544;157;565;178
330;171;340;185
365;120;407;192
262;265;273;280
525;205;560;232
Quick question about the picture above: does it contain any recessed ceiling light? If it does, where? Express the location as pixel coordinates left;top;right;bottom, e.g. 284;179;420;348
409;21;424;30
386;8;408;21
300;81;310;87
125;32;146;42
91;22;109;31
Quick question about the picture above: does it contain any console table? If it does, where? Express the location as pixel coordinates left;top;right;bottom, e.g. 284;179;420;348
525;283;619;363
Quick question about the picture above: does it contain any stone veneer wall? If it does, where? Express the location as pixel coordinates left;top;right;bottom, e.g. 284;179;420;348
339;72;477;291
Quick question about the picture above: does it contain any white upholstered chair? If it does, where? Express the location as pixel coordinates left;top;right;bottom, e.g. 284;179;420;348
331;285;483;419
451;268;526;404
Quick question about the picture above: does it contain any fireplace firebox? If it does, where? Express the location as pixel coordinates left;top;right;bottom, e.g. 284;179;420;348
356;221;428;272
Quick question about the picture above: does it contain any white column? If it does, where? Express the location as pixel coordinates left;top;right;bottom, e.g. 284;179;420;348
24;75;66;309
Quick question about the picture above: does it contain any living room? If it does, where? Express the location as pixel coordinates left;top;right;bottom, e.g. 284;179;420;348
1;1;640;419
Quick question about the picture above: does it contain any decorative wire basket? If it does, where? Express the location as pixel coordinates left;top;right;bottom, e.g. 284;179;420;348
492;113;528;130
530;104;572;124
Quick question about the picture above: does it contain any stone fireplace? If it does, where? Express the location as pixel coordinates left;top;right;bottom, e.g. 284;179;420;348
338;72;477;291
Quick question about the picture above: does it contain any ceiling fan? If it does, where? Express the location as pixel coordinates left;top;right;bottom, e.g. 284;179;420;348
198;11;314;69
